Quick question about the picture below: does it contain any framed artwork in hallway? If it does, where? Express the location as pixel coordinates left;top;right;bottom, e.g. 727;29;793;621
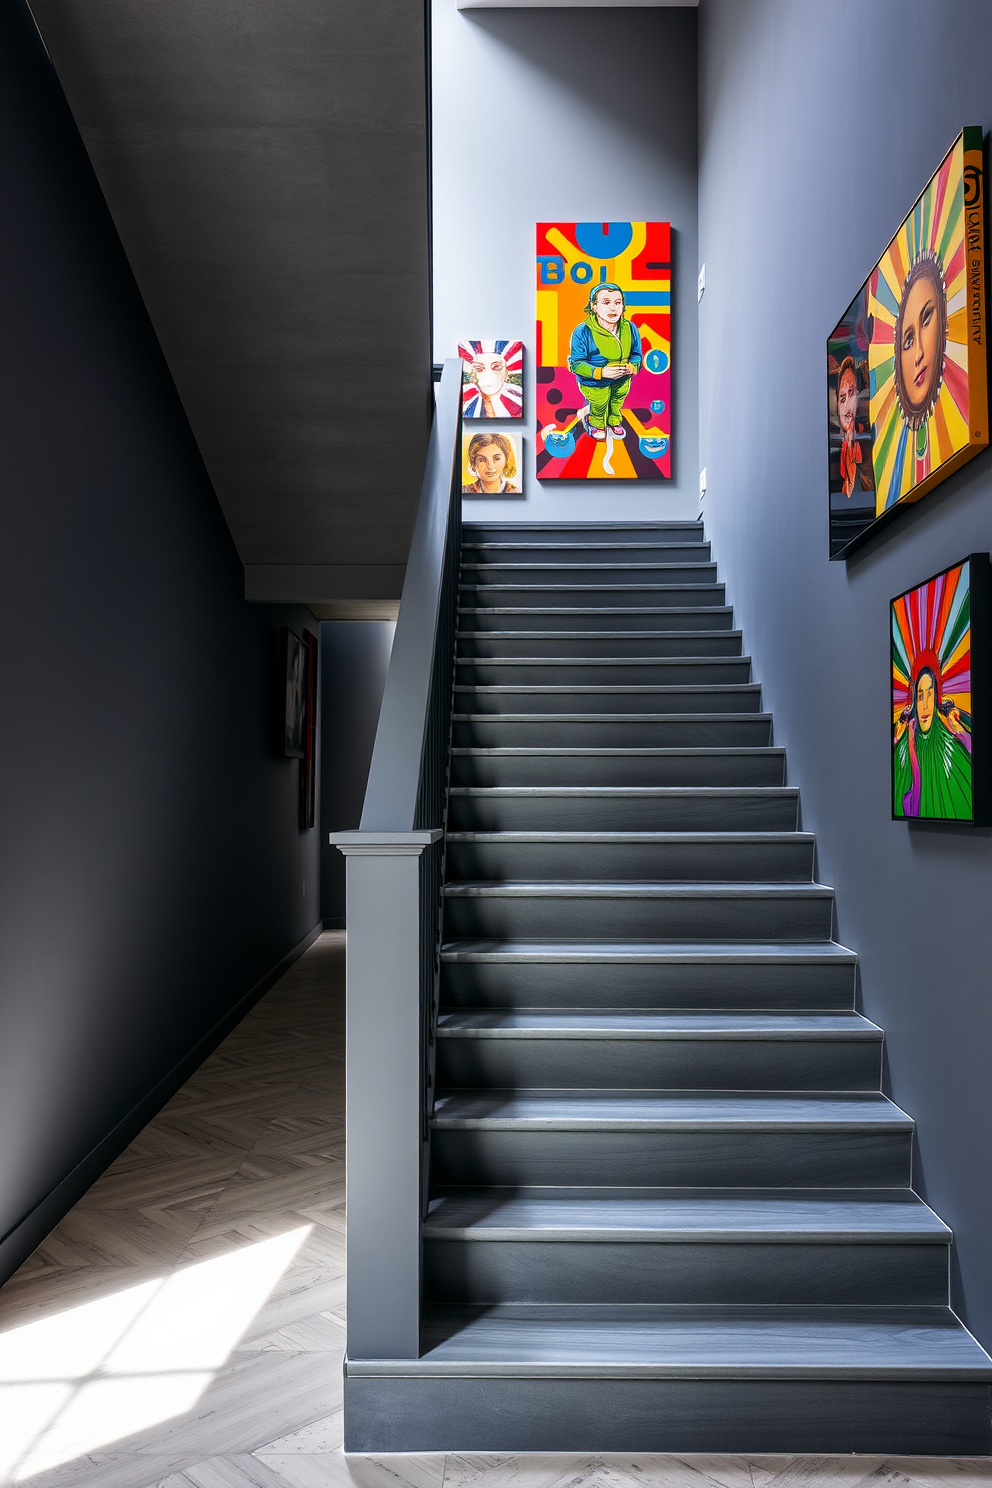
280;626;307;758
891;554;991;824
459;340;523;418
462;430;522;496
536;221;671;480
829;129;988;559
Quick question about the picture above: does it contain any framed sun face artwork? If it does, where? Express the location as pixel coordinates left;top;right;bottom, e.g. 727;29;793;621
829;129;988;559
459;341;523;419
536;222;671;480
891;554;990;824
462;430;522;497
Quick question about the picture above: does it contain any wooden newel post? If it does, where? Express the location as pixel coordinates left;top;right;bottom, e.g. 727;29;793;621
330;829;442;1360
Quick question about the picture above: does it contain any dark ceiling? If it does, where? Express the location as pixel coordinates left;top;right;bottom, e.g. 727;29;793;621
28;0;432;611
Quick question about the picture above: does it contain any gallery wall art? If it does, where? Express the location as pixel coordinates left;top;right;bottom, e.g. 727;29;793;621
828;128;987;559
891;554;990;824
459;340;523;419
536;222;671;480
462;430;522;496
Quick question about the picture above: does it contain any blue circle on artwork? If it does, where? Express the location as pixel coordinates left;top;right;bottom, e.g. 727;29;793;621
573;222;634;259
544;430;576;458
644;348;670;374
639;434;669;459
650;399;666;414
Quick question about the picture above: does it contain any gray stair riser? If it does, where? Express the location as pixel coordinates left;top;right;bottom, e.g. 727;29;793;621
461;544;712;565
423;1239;947;1307
442;892;834;942
458;608;735;634
461;586;727;609
455;688;763;716
463;524;705;544
449;751;786;788
452;716;773;748
447;792;798;832
429;1127;912;1188
461;565;719;586
434;1034;880;1092
343;1376;992;1454
439;958;857;1011
456;660;753;686
457;632;743;658
444;837;813;883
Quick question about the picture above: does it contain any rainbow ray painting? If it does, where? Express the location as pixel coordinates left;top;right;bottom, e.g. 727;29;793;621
869;128;988;520
536;223;671;481
458;340;523;419
891;554;990;824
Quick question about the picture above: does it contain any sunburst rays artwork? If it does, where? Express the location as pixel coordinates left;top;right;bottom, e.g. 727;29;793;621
869;128;987;520
891;554;990;824
536;222;671;481
458;340;523;419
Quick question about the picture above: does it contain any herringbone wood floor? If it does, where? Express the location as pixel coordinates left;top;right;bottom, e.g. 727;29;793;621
0;932;989;1488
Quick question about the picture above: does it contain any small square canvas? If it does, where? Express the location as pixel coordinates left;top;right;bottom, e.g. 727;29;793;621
462;430;522;496
891;554;990;824
459;340;523;418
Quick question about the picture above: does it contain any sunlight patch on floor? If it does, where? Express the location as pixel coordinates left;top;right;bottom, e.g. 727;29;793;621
0;1224;311;1481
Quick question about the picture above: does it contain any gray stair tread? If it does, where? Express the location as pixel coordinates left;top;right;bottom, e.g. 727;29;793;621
455;685;758;694
435;1011;879;1039
348;1304;991;1379
424;1189;949;1241
446;831;812;844
453;713;773;723
462;563;717;572
441;939;857;963
457;608;734;616
431;1090;912;1130
457;630;743;641
463;544;708;553
456;657;750;667
450;786;795;797
452;747;783;757
443;882;833;898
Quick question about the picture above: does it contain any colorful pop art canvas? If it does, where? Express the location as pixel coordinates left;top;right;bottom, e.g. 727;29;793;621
459;341;523;419
869;128;987;517
827;283;877;558
891;554;990;824
462;430;522;497
536;222;671;480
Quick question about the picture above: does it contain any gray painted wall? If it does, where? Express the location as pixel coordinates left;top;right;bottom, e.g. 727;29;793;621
27;0;432;599
431;0;699;521
698;0;992;1345
0;0;320;1283
320;623;395;926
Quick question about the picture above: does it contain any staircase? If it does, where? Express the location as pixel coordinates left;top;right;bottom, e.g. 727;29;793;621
349;520;992;1454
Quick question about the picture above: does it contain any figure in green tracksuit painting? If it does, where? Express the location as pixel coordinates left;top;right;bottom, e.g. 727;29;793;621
567;283;642;442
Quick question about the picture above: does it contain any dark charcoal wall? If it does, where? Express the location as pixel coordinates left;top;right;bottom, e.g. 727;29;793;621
0;0;320;1283
320;622;395;926
699;0;992;1343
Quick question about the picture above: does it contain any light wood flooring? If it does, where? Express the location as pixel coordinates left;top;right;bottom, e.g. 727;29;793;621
0;932;989;1488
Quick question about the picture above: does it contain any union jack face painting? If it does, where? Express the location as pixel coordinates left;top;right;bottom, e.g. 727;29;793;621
458;340;523;419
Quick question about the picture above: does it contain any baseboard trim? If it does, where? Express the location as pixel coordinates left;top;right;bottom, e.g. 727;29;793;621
0;920;324;1289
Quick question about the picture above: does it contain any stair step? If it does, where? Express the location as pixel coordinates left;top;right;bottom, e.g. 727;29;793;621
444;831;813;882
435;1009;879;1091
456;659;753;686
458;606;736;633
461;542;713;564
449;747;786;788
452;714;773;748
456;630;744;658
439;939;857;1011
461;564;720;586
454;685;763;716
425;1189;947;1241
429;1090;912;1187
462;522;705;543
448;785;798;832
422;1190;949;1306
460;585;728;609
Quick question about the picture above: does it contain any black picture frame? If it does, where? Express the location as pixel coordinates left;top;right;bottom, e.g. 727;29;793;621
890;553;991;826
280;627;307;759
